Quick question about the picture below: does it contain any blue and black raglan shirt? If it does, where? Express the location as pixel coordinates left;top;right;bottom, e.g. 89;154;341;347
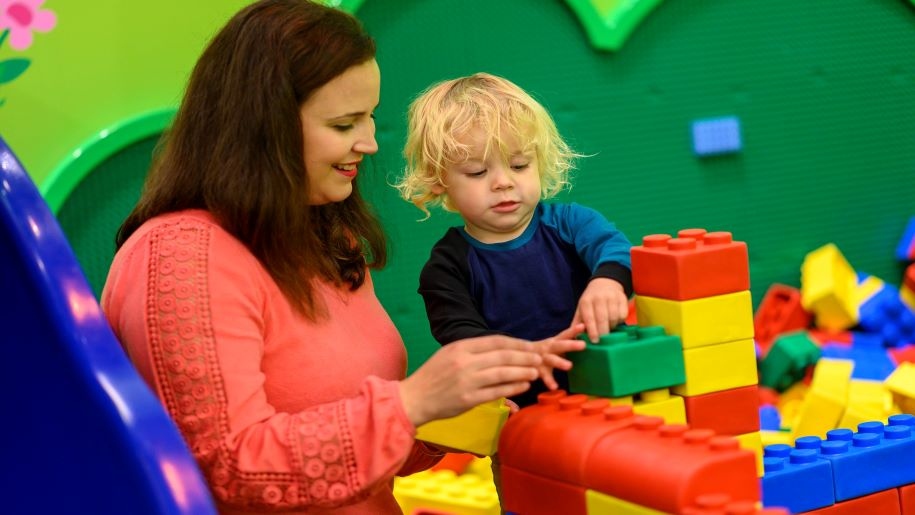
418;202;633;407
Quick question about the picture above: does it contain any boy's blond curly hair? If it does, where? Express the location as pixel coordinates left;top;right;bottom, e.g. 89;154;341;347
396;72;580;217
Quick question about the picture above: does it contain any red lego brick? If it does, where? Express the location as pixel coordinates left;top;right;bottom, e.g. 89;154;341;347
583;416;759;514
683;385;761;435
891;344;915;365
754;284;812;353
683;495;790;514
759;386;780;406
498;392;635;485
625;297;638;325
803;488;901;515
808;329;852;346
901;483;915;515
631;228;749;301
500;465;587;515
906;264;915;291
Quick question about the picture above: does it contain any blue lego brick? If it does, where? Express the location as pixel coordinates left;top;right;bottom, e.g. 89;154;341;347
820;336;896;380
814;415;915;501
761;444;835;513
691;116;742;156
857;282;915;348
897;217;915;261
760;405;782;431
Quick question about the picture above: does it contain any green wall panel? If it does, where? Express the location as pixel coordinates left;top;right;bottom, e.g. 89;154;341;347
357;0;915;370
8;0;915;374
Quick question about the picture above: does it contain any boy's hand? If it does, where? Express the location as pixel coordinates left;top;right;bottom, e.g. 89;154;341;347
573;278;629;343
531;323;587;390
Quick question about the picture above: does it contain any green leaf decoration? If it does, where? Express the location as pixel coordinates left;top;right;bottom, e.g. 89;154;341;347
0;58;31;85
565;0;664;51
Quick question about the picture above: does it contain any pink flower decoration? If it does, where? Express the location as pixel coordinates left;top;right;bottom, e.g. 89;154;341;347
0;0;57;51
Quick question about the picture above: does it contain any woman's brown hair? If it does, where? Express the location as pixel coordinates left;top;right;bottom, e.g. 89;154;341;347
117;0;386;319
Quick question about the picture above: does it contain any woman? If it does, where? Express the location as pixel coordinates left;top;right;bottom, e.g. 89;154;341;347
101;1;583;513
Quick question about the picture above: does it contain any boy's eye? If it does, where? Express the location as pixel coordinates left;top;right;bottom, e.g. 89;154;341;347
466;169;486;177
511;162;530;171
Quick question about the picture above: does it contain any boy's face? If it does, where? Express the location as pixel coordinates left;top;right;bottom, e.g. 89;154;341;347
437;126;541;244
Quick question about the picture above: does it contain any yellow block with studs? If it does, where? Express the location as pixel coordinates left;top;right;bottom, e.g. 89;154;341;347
633;388;686;424
416;399;509;456
635;291;754;349
672;339;757;396
394;469;500;515
800;243;858;330
586;489;666;515
789;358;852;440
885;362;915;414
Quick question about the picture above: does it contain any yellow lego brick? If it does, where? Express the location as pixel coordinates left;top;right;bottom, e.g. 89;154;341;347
789;359;853;440
776;382;810;429
586;489;666;515
465;456;494;482
635;291;754;349
671;339;757;396
885;362;915;414
902;285;915;312
735;431;764;477
416;399;509;456
394;469;500;515
837;379;895;429
856;274;885;305
800;243;858;330
760;429;792;448
633;388;686;424
611;395;634;406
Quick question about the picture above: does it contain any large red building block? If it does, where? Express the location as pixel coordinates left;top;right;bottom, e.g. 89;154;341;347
804;488;901;515
498;392;635;485
754;284;812;353
901;484;915;515
631;228;749;301
683;384;761;435
583;416;759;514
500;466;586;515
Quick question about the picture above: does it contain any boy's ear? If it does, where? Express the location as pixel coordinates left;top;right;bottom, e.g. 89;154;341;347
431;182;446;194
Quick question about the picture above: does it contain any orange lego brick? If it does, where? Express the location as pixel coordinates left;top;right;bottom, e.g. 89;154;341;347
683;385;760;435
500;465;587;515
754;284;812;354
583;416;759;514
631;228;749;301
430;453;475;474
803;488;901;515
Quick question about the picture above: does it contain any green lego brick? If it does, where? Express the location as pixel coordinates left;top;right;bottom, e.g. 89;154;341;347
759;331;822;392
568;325;686;397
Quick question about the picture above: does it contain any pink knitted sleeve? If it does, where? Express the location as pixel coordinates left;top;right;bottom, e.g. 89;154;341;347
127;217;419;511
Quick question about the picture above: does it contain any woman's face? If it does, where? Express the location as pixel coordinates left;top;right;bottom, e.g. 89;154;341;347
299;59;380;205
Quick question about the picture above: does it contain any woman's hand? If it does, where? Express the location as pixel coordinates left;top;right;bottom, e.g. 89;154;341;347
572;278;629;343
399;335;543;427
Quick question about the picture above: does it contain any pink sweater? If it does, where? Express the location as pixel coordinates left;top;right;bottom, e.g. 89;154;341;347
102;210;440;514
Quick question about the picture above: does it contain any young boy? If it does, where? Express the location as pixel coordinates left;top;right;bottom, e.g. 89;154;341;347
397;72;633;408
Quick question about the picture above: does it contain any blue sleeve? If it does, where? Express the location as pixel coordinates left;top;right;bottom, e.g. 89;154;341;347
541;202;632;270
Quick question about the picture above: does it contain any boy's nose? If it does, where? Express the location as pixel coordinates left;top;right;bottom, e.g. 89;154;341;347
491;166;513;190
